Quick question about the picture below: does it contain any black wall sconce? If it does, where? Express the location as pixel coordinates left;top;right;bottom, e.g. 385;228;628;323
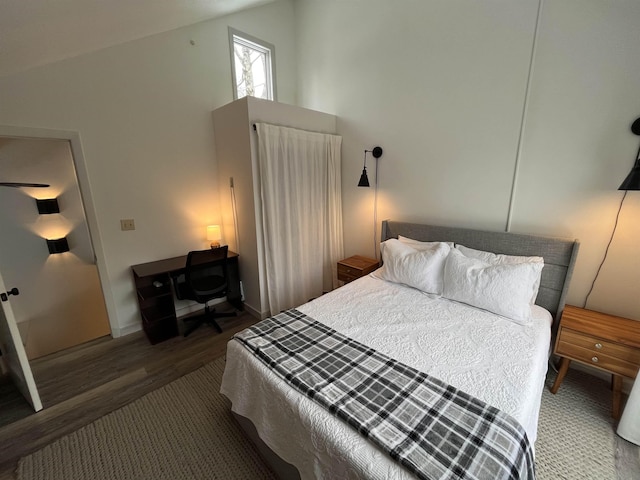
46;237;69;254
358;147;383;187
584;116;640;308
357;146;384;258
619;117;640;190
36;198;60;214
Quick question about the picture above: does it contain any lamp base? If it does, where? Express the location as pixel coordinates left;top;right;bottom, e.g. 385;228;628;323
210;241;220;249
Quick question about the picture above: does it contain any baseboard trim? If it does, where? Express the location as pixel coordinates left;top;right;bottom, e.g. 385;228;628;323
242;303;270;320
114;324;142;338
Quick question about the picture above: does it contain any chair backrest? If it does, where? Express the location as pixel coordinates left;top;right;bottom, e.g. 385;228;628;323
184;246;229;302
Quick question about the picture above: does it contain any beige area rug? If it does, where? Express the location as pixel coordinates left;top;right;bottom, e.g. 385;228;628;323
17;358;276;480
537;368;617;479
18;357;624;480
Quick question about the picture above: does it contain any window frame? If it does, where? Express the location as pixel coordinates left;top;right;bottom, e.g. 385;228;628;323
228;27;277;102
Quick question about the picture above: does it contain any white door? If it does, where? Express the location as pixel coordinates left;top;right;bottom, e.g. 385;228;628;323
0;271;42;411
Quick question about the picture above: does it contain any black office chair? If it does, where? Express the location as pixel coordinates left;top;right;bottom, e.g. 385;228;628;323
173;246;237;337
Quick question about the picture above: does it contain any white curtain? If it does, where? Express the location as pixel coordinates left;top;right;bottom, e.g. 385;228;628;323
256;123;343;314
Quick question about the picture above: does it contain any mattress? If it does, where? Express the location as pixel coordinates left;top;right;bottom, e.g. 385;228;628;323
220;273;552;480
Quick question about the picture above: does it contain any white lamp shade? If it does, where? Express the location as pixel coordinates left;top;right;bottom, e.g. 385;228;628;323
207;225;221;241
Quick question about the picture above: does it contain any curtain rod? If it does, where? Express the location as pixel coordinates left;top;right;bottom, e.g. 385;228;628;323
251;123;337;136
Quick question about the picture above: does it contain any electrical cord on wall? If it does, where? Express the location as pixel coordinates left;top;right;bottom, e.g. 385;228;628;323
373;156;380;259
230;178;240;254
583;190;628;309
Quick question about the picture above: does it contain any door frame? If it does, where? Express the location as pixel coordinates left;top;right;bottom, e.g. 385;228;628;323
0;124;118;336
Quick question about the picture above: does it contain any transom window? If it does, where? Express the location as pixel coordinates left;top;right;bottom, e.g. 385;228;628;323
229;28;276;101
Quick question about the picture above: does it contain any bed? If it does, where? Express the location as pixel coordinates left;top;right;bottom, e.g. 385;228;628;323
220;221;580;480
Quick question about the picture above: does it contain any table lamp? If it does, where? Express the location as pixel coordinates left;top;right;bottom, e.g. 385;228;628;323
207;225;221;249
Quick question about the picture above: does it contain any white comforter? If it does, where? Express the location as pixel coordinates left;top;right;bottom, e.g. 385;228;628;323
220;274;551;480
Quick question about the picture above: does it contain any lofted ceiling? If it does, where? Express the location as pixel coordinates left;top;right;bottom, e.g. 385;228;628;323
0;0;275;77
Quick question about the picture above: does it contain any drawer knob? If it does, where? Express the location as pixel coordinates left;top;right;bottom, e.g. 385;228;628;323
592;356;599;363
594;343;602;350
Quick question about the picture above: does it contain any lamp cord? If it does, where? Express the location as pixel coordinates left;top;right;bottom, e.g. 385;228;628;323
583;190;627;309
373;156;379;259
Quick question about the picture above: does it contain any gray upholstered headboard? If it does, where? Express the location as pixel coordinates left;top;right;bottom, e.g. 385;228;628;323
381;221;580;329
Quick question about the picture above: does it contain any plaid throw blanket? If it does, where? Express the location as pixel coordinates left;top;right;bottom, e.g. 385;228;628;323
234;309;535;480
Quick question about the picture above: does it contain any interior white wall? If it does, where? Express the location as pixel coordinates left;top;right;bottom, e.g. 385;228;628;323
0;0;296;335
295;0;539;251
295;0;640;321
0;138;111;358
509;0;640;320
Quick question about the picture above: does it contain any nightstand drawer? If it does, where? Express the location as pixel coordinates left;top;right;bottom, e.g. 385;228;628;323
557;341;639;378
337;270;361;283
337;264;360;279
558;329;640;365
337;255;379;283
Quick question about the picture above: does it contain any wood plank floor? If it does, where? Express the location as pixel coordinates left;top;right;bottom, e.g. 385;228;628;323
0;311;258;480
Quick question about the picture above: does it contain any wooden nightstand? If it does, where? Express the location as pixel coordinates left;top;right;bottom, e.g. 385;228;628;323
550;305;640;419
337;255;379;283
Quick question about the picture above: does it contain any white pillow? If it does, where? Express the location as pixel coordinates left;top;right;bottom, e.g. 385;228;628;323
455;244;543;265
455;244;544;304
398;235;454;250
379;239;450;295
442;249;544;324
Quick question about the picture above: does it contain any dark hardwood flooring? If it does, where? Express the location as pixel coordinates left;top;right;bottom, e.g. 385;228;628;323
0;311;258;480
0;379;32;430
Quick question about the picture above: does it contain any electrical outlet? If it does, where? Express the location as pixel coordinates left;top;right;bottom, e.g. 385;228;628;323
120;219;135;231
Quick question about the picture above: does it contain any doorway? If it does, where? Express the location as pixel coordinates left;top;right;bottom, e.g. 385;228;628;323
0;125;118;426
0;136;111;359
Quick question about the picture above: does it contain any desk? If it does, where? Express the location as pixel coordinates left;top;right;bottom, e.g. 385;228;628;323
131;251;242;344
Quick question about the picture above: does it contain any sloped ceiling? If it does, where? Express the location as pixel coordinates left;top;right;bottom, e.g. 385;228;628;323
0;0;275;77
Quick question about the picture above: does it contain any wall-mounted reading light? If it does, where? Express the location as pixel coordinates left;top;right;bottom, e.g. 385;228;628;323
584;116;640;308
357;147;383;188
207;225;222;249
36;198;60;214
618;117;640;191
357;146;384;258
46;237;69;254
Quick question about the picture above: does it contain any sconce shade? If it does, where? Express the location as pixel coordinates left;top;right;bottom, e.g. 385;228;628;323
621;117;640;190
358;169;370;187
47;237;69;254
619;164;640;191
36;198;60;214
207;225;222;248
